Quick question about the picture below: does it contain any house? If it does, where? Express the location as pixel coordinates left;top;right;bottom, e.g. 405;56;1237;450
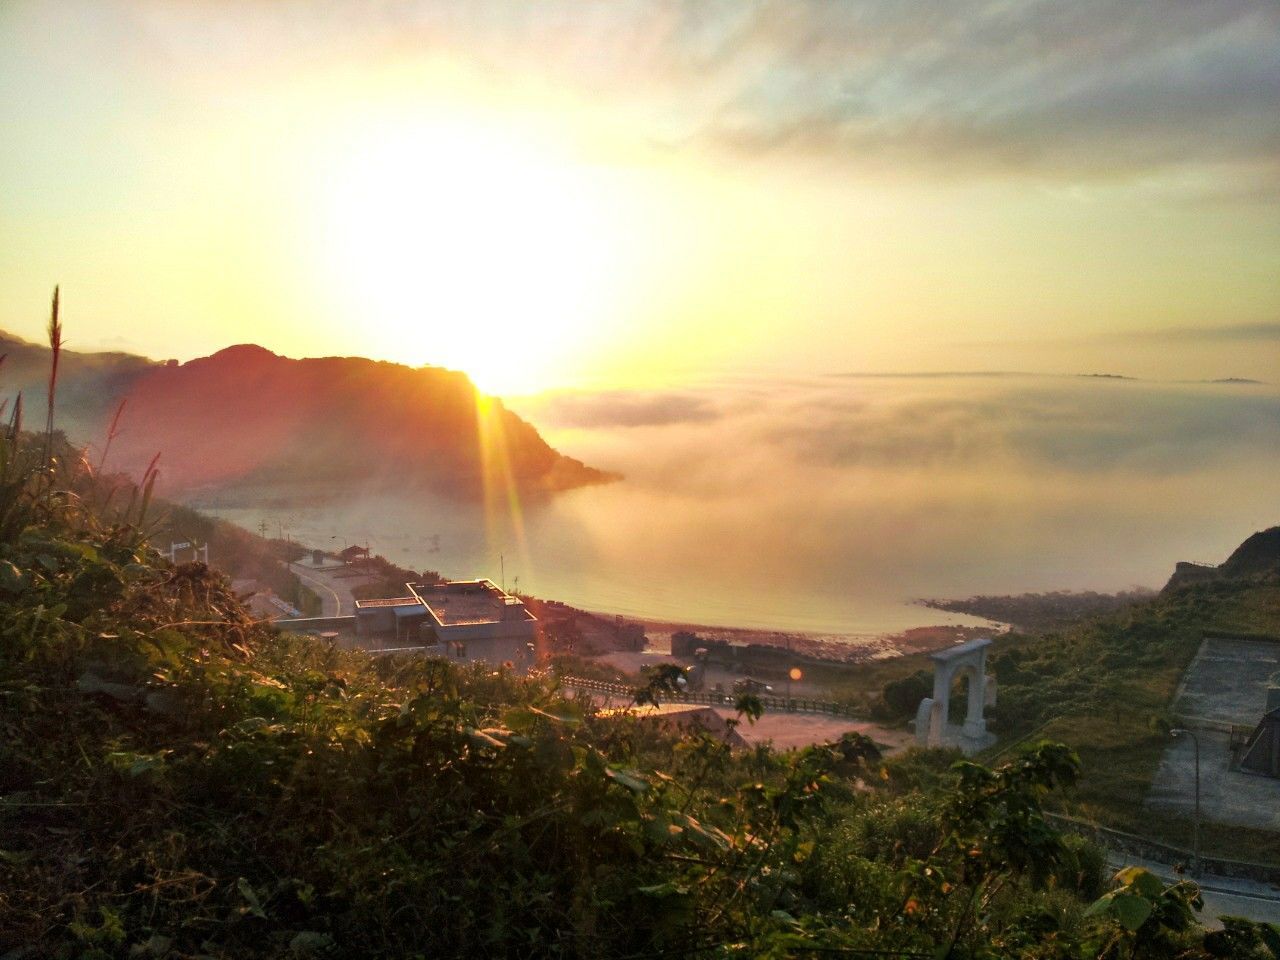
602;703;748;749
354;579;537;669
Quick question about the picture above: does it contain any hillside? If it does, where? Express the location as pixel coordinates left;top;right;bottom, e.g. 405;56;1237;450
0;330;154;439
922;588;1157;633
1163;525;1280;592
0;331;614;499
855;525;1280;863
0;430;1251;959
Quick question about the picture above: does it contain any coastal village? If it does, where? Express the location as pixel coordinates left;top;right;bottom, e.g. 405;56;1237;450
223;540;1280;806
171;512;1280;915
219;543;947;753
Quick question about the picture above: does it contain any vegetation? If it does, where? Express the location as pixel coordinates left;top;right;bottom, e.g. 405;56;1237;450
2;300;1278;956
853;567;1280;862
152;503;307;609
347;553;444;602
922;589;1158;633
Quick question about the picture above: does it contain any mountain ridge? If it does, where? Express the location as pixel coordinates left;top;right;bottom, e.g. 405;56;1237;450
1163;525;1280;592
0;329;616;499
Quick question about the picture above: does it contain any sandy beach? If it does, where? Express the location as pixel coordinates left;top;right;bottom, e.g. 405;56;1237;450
592;609;1005;665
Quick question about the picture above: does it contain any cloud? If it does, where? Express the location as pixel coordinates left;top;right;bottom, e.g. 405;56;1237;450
519;390;722;429
1121;322;1280;343
682;1;1280;192
744;378;1280;475
77;0;1280;197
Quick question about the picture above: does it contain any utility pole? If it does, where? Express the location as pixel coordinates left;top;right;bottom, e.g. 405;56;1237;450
786;634;793;710
500;553;505;593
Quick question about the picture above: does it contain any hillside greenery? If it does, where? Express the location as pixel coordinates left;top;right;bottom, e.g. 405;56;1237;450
2;303;1279;957
816;562;1280;863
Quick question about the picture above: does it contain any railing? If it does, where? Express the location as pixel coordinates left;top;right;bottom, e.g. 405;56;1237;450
1046;812;1280;885
562;676;861;718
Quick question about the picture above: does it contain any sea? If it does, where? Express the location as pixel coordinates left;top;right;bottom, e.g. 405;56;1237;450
211;373;1280;639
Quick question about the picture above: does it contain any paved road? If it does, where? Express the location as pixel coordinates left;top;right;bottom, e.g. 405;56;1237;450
1105;853;1280;928
288;562;373;618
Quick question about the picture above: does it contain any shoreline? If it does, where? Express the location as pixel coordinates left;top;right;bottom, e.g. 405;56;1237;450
264;532;1006;666
576;606;1007;665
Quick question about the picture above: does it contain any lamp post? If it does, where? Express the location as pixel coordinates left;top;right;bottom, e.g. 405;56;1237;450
1170;727;1201;877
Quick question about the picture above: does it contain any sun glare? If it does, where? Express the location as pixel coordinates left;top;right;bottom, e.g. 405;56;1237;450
319;111;619;394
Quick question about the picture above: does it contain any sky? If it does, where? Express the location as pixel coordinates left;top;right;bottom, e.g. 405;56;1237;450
2;0;1278;394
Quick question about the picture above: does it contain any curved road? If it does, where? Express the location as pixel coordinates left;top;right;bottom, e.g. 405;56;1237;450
289;562;367;618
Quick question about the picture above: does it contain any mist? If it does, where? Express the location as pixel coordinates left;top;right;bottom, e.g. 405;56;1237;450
217;374;1279;636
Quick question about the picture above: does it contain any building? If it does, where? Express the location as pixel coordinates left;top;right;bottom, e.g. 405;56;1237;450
354;579;538;668
601;703;749;749
1238;685;1280;778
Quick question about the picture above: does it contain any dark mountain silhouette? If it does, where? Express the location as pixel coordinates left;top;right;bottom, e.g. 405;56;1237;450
0;331;616;499
0;330;154;438
1163;525;1280;592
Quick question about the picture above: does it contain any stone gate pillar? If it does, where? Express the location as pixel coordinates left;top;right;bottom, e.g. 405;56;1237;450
915;637;997;754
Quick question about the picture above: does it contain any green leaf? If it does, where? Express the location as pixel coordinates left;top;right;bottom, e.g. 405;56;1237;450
0;559;26;592
465;727;508;749
636;882;688;898
528;704;582;725
237;877;267;919
605;767;648;794
1111;892;1154;932
1127;868;1166;899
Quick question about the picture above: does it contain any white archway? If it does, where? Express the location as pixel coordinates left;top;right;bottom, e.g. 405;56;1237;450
915;637;997;754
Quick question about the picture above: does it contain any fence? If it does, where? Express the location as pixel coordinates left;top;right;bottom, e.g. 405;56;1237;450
562;676;860;718
1046;812;1280;885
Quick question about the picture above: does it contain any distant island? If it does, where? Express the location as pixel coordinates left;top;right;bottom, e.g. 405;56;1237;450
0;330;616;500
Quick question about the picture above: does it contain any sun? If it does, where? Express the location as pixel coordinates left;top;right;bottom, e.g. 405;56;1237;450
318;110;619;394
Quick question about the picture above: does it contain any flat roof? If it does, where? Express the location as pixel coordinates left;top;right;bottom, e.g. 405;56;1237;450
408;579;536;626
354;597;423;609
423;593;508;626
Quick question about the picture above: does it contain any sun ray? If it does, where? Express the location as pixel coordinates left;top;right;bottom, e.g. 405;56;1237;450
475;392;533;591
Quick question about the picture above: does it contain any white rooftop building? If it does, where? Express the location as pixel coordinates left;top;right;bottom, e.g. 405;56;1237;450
354;579;537;669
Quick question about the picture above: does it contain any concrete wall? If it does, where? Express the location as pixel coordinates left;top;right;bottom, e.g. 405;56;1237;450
431;618;536;644
438;633;534;669
279;615;356;632
355;605;427;637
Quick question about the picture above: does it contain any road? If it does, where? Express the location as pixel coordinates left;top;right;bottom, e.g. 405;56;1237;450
288;561;374;618
1104;852;1280;928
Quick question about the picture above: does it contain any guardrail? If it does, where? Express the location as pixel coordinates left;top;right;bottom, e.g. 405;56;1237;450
562;676;861;718
1046;812;1280;885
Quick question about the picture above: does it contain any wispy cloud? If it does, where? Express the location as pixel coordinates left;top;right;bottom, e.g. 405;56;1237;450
70;0;1280;197
678;1;1280;192
539;375;1280;478
517;390;722;429
1122;322;1280;343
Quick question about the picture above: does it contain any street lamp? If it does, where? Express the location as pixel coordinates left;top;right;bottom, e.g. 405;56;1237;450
1170;727;1201;877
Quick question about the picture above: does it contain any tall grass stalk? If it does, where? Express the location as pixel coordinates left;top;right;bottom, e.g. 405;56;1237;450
96;397;127;474
43;285;62;471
